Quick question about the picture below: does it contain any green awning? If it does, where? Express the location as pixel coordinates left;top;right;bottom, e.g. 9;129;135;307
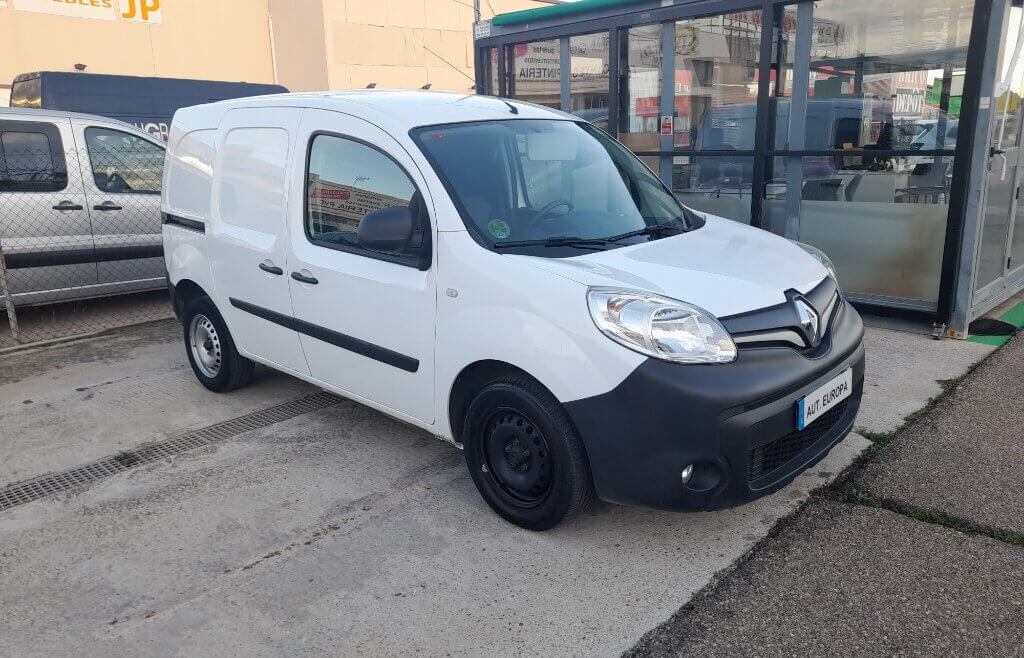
492;0;651;27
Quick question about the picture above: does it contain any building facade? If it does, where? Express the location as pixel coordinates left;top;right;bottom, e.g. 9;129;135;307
0;0;547;106
476;0;1024;338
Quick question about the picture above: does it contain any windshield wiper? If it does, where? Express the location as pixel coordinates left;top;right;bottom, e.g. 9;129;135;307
605;221;686;243
493;235;609;250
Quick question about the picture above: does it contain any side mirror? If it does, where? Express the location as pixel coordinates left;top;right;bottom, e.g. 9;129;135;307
358;206;414;255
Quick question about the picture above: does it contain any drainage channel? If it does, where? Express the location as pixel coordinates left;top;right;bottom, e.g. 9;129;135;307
0;391;342;512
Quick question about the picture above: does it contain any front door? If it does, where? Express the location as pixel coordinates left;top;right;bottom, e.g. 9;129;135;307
74;123;166;292
287;109;436;423
205;107;308;375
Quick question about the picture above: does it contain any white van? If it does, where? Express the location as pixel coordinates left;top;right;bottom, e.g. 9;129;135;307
161;91;865;530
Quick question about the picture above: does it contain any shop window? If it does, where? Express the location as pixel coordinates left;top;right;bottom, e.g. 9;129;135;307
619;24;662;152
569;32;610;130
509;39;561;109
673;12;762;151
804;0;974;154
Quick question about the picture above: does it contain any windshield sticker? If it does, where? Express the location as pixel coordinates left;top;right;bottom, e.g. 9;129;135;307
487;219;511;240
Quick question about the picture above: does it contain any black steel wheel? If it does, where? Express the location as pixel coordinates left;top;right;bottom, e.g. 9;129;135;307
481;410;553;506
463;375;594;530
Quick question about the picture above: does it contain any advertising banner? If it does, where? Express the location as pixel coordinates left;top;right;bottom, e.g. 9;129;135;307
10;0;161;24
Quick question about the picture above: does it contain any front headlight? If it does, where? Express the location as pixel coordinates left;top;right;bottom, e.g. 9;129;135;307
794;241;840;285
587;288;736;364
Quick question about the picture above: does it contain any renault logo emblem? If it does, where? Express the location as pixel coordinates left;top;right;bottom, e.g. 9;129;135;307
794;297;820;347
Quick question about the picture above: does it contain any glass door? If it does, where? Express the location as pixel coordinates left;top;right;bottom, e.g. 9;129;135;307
977;4;1024;296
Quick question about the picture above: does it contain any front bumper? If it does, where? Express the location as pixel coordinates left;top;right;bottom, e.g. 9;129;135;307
564;300;865;512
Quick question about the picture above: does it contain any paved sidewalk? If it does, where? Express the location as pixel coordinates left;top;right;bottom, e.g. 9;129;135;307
853;333;1024;534
629;334;1024;657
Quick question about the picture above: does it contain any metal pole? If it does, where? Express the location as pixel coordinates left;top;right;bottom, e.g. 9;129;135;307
0;240;21;343
474;0;481;23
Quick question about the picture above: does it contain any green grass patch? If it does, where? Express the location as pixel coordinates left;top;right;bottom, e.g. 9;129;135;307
968;300;1024;345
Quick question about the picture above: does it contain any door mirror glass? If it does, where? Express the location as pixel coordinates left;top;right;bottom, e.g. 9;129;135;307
357;206;414;254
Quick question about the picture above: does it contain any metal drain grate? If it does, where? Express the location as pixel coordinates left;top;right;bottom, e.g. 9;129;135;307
0;391;342;511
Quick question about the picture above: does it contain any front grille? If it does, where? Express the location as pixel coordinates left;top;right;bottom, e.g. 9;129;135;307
748;399;850;482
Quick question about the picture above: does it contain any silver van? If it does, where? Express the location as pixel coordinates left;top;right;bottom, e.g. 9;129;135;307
0;108;165;306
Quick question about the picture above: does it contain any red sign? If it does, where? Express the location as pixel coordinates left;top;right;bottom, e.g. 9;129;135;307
660;116;673;136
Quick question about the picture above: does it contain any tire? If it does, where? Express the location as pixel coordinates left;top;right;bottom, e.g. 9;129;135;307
462;375;595;531
182;295;254;393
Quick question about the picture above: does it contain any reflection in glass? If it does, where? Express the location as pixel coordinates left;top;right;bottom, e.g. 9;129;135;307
488;47;500;96
673;12;762;150
672;155;754;223
307;135;417;250
806;0;975;152
770;7;799;149
510;40;562;109
569;33;610;130
619;24;663;152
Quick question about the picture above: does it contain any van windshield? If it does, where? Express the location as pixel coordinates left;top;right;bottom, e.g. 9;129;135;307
412;120;699;254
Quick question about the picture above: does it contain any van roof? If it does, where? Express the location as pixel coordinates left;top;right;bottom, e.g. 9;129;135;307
0;106;160;140
172;90;572;133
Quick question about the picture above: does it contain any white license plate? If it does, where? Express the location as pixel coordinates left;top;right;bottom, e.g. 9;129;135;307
797;368;852;430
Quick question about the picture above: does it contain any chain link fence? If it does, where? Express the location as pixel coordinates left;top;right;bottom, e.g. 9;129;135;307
0;144;175;349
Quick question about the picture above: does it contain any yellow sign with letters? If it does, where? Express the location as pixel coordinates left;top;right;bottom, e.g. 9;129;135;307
10;0;162;24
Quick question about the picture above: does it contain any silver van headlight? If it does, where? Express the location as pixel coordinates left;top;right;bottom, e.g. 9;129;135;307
587;288;737;364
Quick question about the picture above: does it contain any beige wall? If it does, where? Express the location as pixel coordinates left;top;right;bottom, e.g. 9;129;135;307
310;0;543;93
0;0;546;95
0;0;275;86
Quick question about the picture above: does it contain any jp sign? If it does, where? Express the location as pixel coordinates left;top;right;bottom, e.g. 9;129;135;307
11;0;162;24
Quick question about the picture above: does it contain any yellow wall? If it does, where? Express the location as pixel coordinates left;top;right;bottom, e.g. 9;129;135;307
287;0;543;93
0;0;547;99
0;0;275;86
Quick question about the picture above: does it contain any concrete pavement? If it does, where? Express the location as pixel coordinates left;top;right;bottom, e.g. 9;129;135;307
0;320;998;655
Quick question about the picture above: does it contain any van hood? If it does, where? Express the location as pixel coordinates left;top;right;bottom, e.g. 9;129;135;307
516;216;829;318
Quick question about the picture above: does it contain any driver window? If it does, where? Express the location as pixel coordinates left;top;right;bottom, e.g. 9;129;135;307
84;127;164;194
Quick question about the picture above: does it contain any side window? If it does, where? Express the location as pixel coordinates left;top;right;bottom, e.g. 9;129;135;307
84;127;164;194
0;123;68;193
306;134;429;266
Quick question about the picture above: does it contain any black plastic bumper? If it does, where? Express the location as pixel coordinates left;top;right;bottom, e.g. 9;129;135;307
565;301;865;512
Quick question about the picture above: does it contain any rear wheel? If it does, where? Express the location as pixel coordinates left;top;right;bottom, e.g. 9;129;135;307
182;296;254;392
463;376;594;531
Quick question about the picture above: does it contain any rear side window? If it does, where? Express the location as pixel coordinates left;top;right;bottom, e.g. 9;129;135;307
218;127;289;235
0;121;68;193
306;134;428;267
84;127;164;194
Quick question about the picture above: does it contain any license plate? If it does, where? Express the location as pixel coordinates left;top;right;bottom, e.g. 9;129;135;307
797;368;852;430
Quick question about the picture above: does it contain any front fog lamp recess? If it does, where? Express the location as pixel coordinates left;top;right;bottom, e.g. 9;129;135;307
587;288;737;364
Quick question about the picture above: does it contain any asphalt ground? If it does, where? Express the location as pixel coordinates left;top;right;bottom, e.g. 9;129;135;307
0;319;997;655
628;334;1024;657
854;331;1024;534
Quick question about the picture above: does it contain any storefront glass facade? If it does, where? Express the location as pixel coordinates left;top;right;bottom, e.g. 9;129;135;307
478;0;1024;330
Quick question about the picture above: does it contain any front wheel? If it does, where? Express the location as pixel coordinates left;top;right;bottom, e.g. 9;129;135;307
462;375;594;531
182;296;254;392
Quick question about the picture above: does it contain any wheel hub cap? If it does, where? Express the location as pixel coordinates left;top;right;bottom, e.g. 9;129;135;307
189;314;222;378
484;412;551;503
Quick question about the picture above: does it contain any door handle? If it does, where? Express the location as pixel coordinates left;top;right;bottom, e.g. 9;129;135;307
259;262;283;275
291;271;319;285
52;201;84;211
92;202;123;211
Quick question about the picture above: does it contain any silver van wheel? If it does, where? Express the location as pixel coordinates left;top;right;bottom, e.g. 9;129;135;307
189;314;222;378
